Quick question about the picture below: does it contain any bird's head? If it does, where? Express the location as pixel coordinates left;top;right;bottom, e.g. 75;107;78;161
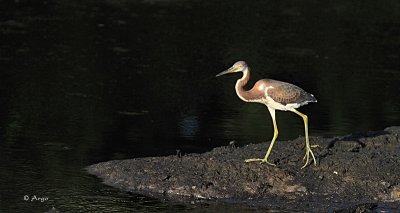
216;61;248;77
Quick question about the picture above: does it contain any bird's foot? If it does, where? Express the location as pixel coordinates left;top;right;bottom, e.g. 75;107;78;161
244;158;276;166
301;146;317;169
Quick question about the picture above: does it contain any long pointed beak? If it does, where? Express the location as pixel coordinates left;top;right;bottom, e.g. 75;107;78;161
216;67;235;77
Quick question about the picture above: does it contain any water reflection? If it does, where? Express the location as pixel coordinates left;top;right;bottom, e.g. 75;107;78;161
0;0;399;212
178;111;199;139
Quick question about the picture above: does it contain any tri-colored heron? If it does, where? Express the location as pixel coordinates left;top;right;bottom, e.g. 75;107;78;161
216;61;317;168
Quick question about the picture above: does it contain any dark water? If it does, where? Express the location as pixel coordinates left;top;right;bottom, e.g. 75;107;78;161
1;0;399;212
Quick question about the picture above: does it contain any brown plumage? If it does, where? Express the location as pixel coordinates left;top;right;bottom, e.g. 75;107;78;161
216;61;317;168
262;79;316;105
227;61;317;109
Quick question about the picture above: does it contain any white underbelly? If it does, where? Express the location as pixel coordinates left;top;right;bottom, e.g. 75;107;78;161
250;97;301;111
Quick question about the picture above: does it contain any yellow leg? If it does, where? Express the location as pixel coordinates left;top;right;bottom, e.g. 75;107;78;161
245;107;277;166
291;109;317;169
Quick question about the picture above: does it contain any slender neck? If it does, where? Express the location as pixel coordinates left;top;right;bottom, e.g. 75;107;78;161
235;67;251;102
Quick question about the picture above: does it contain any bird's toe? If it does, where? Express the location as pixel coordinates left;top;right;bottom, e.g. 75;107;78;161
245;158;276;166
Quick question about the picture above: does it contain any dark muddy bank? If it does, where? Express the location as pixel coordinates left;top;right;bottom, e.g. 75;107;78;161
87;127;400;212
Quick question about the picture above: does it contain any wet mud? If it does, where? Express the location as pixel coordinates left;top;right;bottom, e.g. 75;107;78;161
87;127;400;212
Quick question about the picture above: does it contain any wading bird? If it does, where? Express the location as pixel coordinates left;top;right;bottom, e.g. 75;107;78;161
216;61;317;168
